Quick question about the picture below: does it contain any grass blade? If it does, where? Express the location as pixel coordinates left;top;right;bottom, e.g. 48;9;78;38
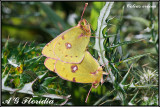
37;2;68;31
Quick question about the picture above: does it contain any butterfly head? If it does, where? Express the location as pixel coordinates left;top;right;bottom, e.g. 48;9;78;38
78;19;91;35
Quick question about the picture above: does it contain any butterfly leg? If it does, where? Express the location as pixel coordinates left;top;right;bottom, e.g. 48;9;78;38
85;82;99;103
101;69;111;85
85;84;94;103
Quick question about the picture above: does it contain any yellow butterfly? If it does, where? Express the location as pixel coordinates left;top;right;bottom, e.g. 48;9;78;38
44;51;104;84
42;3;107;102
44;51;107;102
42;19;91;63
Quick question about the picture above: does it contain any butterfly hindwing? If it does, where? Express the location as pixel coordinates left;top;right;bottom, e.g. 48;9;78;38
55;51;103;83
44;58;56;72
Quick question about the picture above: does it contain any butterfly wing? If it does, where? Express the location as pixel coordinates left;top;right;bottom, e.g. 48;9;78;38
42;26;78;59
44;58;56;72
42;19;91;63
55;51;103;83
42;34;60;59
53;26;90;63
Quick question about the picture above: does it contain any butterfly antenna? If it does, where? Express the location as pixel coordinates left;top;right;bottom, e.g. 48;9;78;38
81;3;88;20
97;60;110;72
85;83;93;103
89;23;96;32
94;60;110;75
102;61;110;68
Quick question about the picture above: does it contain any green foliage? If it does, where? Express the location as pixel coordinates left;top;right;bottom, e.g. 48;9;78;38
92;2;158;106
2;1;158;106
90;2;106;30
37;2;69;31
2;40;70;105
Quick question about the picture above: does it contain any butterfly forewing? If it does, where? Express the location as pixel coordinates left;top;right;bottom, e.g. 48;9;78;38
53;26;90;63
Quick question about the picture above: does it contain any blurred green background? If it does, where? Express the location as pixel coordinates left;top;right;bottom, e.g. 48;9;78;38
2;1;158;106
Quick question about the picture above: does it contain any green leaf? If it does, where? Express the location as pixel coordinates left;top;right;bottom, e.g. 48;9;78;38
128;91;139;105
120;64;132;84
118;53;150;64
37;2;68;31
107;39;145;49
90;2;106;30
94;2;114;66
124;16;150;27
42;77;57;87
104;34;117;38
43;28;60;38
113;6;124;56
